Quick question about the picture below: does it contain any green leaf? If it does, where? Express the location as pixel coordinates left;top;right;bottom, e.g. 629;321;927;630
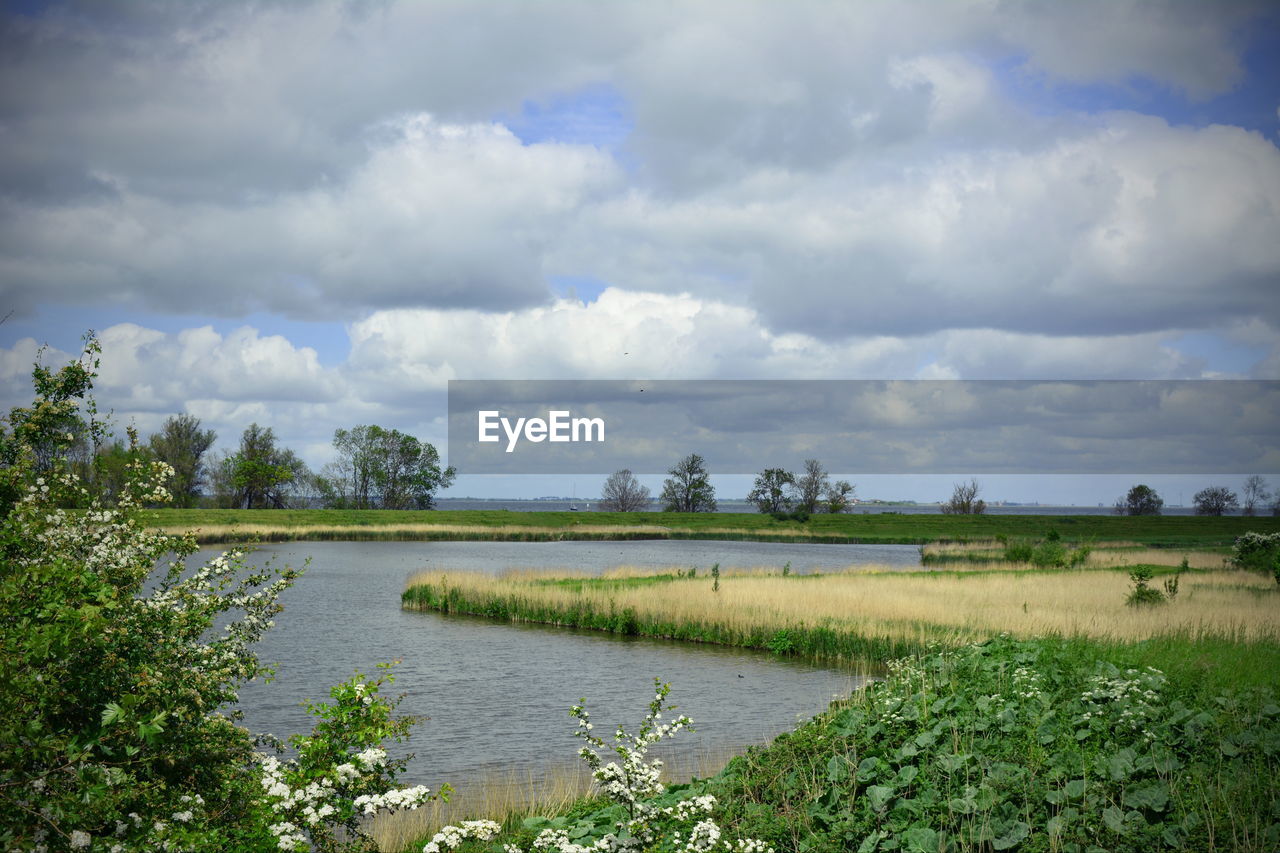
991;821;1030;850
826;755;848;783
902;826;939;852
1124;782;1169;812
866;785;895;811
1102;806;1127;834
857;831;885;853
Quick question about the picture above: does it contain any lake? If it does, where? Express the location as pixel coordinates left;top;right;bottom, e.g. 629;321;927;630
227;540;915;787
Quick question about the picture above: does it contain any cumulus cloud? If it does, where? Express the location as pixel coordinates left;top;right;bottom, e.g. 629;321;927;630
2;0;1278;446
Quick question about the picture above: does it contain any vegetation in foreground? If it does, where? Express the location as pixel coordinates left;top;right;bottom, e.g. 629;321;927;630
144;506;1280;547
414;635;1279;853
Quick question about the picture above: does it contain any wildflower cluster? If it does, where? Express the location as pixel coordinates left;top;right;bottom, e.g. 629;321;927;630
1077;665;1166;741
426;682;773;853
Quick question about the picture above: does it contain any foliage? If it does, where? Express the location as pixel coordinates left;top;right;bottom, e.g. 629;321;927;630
598;469;652;512
660;454;717;513
1125;567;1168;607
1193;486;1238;517
940;479;986;515
1114;484;1162;516
0;333;104;513
421;683;774;853
823;480;855;514
709;635;1280;853
711;562;720;593
148;415;217;509
1231;531;1280;586
1242;475;1271;517
747;468;795;515
315;424;455;510
0;338;441;851
217;423;311;509
793;459;828;515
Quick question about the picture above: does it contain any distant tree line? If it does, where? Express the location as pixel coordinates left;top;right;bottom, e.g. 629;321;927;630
36;411;453;510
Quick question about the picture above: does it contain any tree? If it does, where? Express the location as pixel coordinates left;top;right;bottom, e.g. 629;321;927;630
1115;484;1163;516
660;453;717;512
1193;486;1238;516
794;459;829;514
316;425;455;510
224;423;309;509
149;414;216;508
824;479;856;513
1242;475;1271;517
598;469;651;512
748;467;795;514
941;479;986;515
1;335;440;849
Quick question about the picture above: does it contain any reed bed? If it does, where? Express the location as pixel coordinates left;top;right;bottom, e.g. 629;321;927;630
921;539;1229;569
404;568;1280;653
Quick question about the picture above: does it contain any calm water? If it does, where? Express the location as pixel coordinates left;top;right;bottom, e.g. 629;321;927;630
224;541;903;786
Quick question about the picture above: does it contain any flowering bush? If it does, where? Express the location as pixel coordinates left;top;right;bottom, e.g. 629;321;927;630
0;336;441;851
423;682;774;853
1230;531;1280;585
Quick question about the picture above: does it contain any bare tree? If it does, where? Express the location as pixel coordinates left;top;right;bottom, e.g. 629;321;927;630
1193;486;1238;516
941;479;986;515
794;458;829;514
598;469;651;512
1242;475;1271;517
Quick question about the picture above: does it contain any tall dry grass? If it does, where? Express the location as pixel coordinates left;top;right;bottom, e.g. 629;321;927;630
406;568;1279;644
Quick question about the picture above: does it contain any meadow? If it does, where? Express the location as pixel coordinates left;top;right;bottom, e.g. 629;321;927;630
141;507;1280;546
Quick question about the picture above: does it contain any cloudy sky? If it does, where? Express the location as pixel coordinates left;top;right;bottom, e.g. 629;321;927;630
1;0;1278;502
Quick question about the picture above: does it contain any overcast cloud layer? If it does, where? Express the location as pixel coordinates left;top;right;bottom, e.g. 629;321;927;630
1;0;1278;491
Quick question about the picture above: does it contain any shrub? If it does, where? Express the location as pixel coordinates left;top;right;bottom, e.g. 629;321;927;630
1125;567;1166;607
0;336;439;851
1231;532;1280;585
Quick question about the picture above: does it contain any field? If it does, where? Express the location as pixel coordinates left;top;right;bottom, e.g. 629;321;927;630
392;542;1280;852
141;507;1280;546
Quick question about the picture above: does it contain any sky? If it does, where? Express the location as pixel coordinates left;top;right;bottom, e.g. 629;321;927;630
1;0;1278;504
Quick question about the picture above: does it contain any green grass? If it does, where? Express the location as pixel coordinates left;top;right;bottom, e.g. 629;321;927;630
142;507;1280;547
419;635;1280;853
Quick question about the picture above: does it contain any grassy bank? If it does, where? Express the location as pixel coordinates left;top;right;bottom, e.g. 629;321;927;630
397;564;1280;851
142;507;1280;546
396;633;1280;853
402;566;1280;664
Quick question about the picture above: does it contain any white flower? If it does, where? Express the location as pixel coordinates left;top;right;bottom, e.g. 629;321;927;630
69;831;91;849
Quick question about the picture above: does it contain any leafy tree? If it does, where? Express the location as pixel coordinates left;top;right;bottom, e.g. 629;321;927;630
0;336;443;849
1193;486;1238;516
1241;475;1271;517
747;467;795;514
149;414;217;508
1115;484;1163;516
941;479;986;515
598;469;651;512
660;453;717;512
0;333;103;512
793;458;829;514
824;479;856;513
317;425;454;510
223;423;309;509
